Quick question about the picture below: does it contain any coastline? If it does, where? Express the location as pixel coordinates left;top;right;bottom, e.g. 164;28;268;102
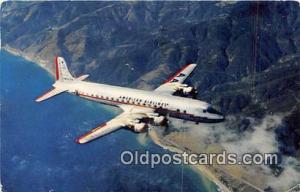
2;46;55;77
2;47;229;191
148;127;231;192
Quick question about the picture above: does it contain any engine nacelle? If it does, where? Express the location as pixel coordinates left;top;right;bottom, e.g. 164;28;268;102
133;123;148;132
173;83;195;95
182;86;194;94
153;116;166;125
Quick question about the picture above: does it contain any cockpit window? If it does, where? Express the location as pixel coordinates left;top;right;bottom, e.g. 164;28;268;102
206;107;222;115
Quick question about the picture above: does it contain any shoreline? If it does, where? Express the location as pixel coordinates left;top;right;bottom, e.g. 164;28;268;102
2;46;55;77
2;47;230;191
148;127;231;192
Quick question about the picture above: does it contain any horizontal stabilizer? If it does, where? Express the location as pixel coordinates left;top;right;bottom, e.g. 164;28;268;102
35;87;66;102
76;74;89;81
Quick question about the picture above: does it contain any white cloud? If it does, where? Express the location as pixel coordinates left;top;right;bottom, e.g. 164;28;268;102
222;115;283;154
268;157;300;191
167;113;300;191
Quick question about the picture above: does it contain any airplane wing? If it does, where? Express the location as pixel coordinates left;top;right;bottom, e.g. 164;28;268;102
76;105;154;144
154;63;197;95
75;64;197;144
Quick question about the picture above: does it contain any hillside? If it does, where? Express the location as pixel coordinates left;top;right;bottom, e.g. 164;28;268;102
1;1;300;191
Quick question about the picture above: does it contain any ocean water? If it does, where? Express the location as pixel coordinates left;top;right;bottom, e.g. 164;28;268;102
0;51;217;192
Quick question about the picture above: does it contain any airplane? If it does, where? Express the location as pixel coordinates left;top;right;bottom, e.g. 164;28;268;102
36;57;224;144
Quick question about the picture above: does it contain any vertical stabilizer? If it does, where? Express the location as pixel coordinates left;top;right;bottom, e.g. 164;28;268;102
55;57;74;81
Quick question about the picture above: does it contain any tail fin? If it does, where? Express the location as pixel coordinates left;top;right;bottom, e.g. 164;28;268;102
35;56;89;103
55;56;74;81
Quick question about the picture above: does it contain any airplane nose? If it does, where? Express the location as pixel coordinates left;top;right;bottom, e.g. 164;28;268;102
220;115;225;121
215;114;225;122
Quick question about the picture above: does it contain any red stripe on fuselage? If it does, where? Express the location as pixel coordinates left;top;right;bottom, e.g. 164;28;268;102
78;92;195;117
55;56;59;80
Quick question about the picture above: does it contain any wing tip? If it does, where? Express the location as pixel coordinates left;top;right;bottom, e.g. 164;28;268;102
35;93;48;102
75;138;81;144
75;123;107;144
187;63;197;68
163;63;197;83
75;137;85;144
35;98;42;102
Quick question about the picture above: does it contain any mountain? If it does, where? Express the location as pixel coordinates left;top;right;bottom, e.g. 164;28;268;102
1;1;300;189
